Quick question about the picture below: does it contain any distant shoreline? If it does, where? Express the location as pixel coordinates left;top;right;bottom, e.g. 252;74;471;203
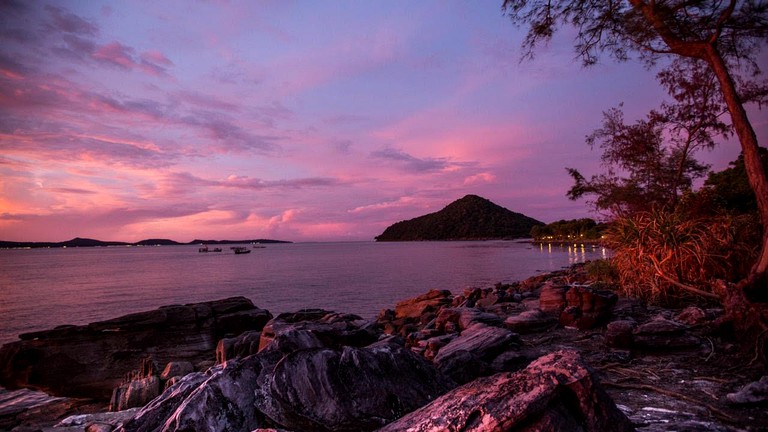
0;237;292;250
529;239;604;246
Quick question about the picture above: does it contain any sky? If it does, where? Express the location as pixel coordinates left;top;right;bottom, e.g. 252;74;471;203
0;1;765;243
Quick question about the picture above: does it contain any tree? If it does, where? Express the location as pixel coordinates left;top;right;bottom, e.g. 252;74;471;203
503;0;768;291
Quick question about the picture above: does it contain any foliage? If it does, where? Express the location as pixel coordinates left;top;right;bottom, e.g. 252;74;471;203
565;57;737;216
375;195;543;241
604;208;758;305
503;0;768;288
530;218;606;241
700;146;768;215
585;259;619;284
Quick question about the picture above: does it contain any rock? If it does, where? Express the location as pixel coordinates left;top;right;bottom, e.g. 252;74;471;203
435;307;503;332
258;341;454;431
258;310;377;353
606;320;636;349
109;358;162;412
86;423;115;432
55;408;141;430
118;339;454;432
675;306;707;325
633;317;701;350
392;289;452;320
561;286;618;329
110;375;161;411
160;361;194;381
0;297;272;399
503;309;557;334
377;350;635;432
434;324;521;383
726;376;768;406
216;331;261;364
539;282;569;314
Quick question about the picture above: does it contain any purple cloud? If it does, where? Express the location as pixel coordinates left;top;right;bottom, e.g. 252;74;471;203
371;147;458;173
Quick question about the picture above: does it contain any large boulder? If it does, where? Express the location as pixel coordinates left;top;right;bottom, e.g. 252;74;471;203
0;297;272;399
118;339;454;432
392;289;452;320
433;324;521;384
257;341;454;431
258;310;378;352
377;350;635;432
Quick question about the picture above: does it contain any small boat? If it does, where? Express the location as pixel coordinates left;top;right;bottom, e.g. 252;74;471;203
198;246;209;253
233;247;251;254
212;247;222;252
253;245;266;249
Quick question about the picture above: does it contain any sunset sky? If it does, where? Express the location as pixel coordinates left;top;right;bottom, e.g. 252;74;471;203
1;1;765;242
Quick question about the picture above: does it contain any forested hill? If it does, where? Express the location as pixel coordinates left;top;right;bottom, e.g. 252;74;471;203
375;195;543;241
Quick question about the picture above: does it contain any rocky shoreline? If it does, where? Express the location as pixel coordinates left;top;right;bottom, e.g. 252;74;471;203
1;264;766;431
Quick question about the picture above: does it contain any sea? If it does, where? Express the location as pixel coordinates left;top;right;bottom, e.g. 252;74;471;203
0;241;607;345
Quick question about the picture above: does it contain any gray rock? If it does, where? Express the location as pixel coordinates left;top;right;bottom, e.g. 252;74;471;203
435;307;503;331
727;376;768;406
257;341;454;431
0;297;272;399
433;324;521;383
504;309;557;334
117;312;453;432
633;317;700;351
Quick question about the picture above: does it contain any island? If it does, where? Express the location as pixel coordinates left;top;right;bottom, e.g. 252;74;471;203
375;194;543;241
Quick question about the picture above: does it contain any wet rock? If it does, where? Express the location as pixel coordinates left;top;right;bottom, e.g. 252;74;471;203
435;307;503;332
0;297;271;399
259;310;376;352
727;376;768;406
258;341;454;431
118;339;453;432
605;320;636;349
503;309;557;334
392;289;452;320
377;350;634;432
434;324;521;383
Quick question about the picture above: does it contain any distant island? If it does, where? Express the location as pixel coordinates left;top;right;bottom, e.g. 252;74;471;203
0;237;292;249
375;194;543;241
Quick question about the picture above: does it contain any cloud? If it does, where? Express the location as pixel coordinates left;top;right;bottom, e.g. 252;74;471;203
45;187;97;195
464;172;496;185
92;42;173;76
370;147;454;173
45;5;98;36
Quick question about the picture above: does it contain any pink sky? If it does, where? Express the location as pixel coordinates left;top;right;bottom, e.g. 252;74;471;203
1;1;765;242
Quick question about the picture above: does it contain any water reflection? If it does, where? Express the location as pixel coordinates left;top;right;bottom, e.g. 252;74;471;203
537;242;610;265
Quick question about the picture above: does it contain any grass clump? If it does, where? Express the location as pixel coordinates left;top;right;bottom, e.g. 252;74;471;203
604;208;758;305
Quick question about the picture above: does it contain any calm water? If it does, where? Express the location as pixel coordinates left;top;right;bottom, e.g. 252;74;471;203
0;241;606;344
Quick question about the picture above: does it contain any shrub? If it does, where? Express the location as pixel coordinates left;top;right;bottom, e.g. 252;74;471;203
604;209;758;305
585;259;619;284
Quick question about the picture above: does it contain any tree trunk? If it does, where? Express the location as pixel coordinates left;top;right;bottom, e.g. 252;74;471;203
704;46;768;359
704;46;768;289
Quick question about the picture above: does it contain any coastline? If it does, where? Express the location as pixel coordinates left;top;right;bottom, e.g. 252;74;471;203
1;264;765;431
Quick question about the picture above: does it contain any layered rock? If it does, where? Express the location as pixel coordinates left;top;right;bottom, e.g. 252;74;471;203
0;297;272;399
377;350;635;432
118;313;454;432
